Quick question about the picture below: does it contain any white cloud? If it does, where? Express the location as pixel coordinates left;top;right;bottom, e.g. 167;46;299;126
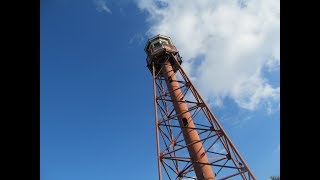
94;0;112;14
129;33;144;45
274;143;280;153
136;0;280;111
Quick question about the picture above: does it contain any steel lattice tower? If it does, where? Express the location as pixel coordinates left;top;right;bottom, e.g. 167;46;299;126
145;35;256;180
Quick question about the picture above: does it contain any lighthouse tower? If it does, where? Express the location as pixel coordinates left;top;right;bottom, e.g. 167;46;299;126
145;34;256;180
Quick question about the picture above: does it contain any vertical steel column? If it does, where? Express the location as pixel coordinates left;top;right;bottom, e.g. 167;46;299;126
152;62;162;180
161;60;215;180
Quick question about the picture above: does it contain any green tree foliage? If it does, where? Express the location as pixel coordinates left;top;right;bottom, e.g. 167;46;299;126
270;176;280;180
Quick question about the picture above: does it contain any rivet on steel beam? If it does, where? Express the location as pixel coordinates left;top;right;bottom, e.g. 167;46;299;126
226;153;231;160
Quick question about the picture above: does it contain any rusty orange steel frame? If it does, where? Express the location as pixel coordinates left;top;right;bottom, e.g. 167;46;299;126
149;51;256;180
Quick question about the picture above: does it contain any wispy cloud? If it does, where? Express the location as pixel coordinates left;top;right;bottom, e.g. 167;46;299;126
94;0;112;14
136;0;280;112
274;144;280;153
217;107;254;128
129;33;144;46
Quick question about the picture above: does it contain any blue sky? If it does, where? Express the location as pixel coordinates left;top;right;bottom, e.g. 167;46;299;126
40;0;280;179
